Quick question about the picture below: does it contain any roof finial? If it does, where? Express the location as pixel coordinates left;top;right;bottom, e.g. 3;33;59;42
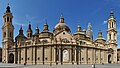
77;24;81;32
98;30;102;38
37;24;38;27
88;22;92;30
28;21;31;29
20;24;23;30
109;8;114;19
6;3;11;12
45;19;48;25
8;3;9;6
61;13;63;17
59;13;64;23
36;24;38;29
29;21;31;24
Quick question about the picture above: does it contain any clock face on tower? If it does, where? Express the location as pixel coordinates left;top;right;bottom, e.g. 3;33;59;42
63;50;69;62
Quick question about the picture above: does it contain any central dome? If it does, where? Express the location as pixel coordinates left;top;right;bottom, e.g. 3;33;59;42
54;17;70;34
54;22;69;29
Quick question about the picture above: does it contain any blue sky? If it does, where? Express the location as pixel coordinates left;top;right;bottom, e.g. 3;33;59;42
0;0;120;48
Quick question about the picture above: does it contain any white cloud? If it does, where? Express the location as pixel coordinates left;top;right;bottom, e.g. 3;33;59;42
14;22;27;26
13;20;28;26
103;20;107;24
25;14;35;21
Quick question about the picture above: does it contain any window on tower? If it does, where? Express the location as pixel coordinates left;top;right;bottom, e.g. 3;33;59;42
4;32;6;38
109;34;111;40
114;34;116;40
10;32;12;37
7;17;9;22
4;18;6;22
112;22;114;28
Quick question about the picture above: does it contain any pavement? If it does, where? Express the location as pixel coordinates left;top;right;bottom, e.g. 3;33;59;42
0;63;120;68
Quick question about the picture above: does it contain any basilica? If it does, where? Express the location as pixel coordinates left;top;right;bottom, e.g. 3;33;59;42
2;5;118;65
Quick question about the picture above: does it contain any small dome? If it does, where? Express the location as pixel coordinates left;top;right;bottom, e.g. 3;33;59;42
54;17;70;33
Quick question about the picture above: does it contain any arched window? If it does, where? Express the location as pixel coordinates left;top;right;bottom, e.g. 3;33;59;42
114;33;116;40
109;34;111;40
4;32;6;38
112;22;114;28
7;17;9;22
4;18;6;22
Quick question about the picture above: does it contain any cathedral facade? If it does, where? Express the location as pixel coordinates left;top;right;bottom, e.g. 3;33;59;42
2;5;118;65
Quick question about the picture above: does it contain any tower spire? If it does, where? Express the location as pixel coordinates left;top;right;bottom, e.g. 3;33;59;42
19;25;23;35
88;23;92;30
28;22;31;29
87;22;93;40
109;8;115;19
20;24;22;30
2;4;14;63
27;22;32;38
35;24;39;34
6;3;11;13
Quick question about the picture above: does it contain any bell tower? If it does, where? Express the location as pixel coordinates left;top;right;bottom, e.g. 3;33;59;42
2;4;14;63
27;23;33;39
107;9;117;63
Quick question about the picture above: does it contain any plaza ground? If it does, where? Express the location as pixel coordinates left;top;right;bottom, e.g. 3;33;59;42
0;63;120;68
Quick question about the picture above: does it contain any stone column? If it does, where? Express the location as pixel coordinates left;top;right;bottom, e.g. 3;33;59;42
6;43;9;63
25;47;27;64
76;47;79;65
91;48;94;64
50;46;52;65
60;45;63;65
35;46;37;64
98;50;100;64
19;48;21;64
105;50;108;64
31;47;33;64
42;45;44;65
14;52;16;64
18;49;20;64
74;47;76;64
52;46;55;63
59;48;60;64
100;50;101;64
80;48;81;64
69;49;71;63
84;48;87;64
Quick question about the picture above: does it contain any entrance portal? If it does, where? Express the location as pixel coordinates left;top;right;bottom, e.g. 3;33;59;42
108;54;111;63
8;53;14;63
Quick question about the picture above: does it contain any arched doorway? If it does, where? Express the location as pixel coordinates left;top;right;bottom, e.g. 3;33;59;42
8;53;14;63
108;54;111;63
108;48;114;63
63;49;69;62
